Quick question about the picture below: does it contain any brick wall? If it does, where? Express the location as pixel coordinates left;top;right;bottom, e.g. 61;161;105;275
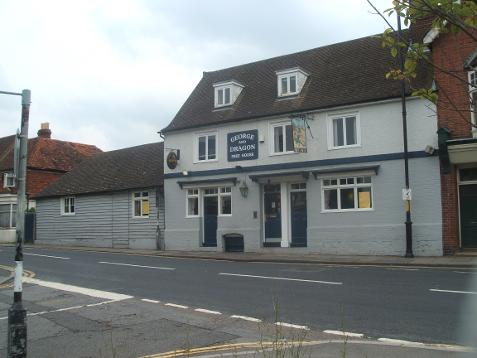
432;30;477;253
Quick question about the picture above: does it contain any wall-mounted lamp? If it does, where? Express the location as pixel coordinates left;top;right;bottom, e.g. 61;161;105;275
182;170;189;176
424;145;435;155
239;180;249;198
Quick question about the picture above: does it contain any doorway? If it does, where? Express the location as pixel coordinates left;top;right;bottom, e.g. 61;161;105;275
203;188;218;247
290;183;307;247
264;184;281;244
459;168;477;248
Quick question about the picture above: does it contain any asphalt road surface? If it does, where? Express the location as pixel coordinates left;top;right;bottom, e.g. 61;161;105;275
1;246;476;347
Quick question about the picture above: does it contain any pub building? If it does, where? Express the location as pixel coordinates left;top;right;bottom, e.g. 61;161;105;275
160;34;443;256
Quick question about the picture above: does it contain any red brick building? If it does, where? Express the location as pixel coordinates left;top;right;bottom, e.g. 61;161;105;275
413;20;477;253
0;123;101;242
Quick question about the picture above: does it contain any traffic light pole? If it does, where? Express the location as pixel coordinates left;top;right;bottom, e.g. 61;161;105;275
0;89;31;357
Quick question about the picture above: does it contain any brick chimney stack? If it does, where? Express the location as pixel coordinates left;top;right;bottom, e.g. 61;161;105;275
37;122;52;139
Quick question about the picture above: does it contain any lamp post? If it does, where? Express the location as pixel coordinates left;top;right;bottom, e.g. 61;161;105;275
396;14;414;258
0;89;31;357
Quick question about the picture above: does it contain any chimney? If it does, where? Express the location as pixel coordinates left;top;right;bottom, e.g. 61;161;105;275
37;122;51;139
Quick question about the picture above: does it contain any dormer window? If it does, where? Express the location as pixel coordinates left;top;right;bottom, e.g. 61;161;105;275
276;68;309;98
213;80;244;108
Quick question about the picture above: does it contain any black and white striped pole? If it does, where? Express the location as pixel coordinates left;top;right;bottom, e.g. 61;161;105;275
0;89;31;357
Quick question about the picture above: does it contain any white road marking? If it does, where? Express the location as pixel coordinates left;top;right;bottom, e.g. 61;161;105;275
219;272;342;285
195;308;222;315
324;330;364;338
23;277;133;301
231;315;262;323
165;303;188;309
55;305;85;312
430;289;477;295
141;298;160;304
378;338;425;346
453;271;477;274
24;253;70;260
98;261;175;271
275;322;310;330
86;300;118;307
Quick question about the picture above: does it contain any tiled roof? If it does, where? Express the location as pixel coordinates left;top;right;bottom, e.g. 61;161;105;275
162;31;432;133
35;142;164;198
0;135;102;172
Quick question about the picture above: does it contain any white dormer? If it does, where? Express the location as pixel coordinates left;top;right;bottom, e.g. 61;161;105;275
276;67;309;98
213;80;244;108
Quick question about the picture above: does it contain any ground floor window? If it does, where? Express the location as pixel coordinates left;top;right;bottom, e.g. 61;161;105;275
322;176;373;212
185;187;232;217
219;187;232;215
133;192;149;218
61;196;75;215
187;189;199;217
0;203;16;228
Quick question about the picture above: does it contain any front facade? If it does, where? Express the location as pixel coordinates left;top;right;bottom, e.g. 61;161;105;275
0;123;101;242
35;142;165;249
162;35;443;256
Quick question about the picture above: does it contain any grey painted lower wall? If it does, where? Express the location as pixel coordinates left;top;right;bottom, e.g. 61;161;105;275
36;187;164;249
164;157;443;256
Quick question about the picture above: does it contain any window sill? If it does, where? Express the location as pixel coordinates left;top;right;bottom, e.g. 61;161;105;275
321;208;374;214
327;144;361;151
61;213;75;216
269;151;298;157
194;159;218;164
132;216;149;219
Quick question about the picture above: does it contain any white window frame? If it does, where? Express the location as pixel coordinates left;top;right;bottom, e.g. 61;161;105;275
278;74;298;97
219;187;232;216
3;173;15;188
186;188;200;218
321;175;373;213
269;121;295;156
327;112;361;150
195;132;218;163
60;196;75;216
468;69;477;136
0;203;16;228
132;191;150;218
215;86;232;108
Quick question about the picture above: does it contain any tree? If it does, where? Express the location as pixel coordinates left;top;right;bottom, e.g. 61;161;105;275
368;0;477;128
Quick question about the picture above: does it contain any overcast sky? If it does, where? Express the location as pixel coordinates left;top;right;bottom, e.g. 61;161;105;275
0;0;396;151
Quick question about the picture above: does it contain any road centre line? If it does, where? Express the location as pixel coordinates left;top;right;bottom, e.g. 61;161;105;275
98;261;175;271
230;315;262;322
275;322;310;330
324;330;364;338
141;298;161;304
195;308;222;315
23;277;133;301
219;272;342;285
24;252;70;260
165;303;189;309
430;288;477;295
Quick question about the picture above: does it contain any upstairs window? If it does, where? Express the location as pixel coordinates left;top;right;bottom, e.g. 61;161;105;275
197;133;217;162
3;173;15;188
61;196;75;215
328;113;360;149
213;81;244;108
133;191;149;218
276;67;309;98
271;122;294;154
469;70;477;131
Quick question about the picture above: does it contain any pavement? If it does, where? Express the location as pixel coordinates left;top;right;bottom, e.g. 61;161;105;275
5;243;477;268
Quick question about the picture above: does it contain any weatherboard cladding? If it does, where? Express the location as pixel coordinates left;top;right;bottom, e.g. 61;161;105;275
35;142;164;198
162;32;432;133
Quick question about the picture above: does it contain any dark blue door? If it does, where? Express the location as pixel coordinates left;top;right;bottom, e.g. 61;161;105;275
264;184;282;240
291;191;307;247
203;196;218;247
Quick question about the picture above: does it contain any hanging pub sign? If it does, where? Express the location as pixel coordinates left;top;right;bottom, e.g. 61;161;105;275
166;151;179;169
292;117;307;153
227;129;258;161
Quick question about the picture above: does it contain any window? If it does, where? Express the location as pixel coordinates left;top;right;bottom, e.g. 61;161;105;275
219;187;232;215
469;70;477;130
3;173;15;188
216;87;231;107
186;189;199;217
322;176;373;212
0;203;16;228
133;192;149;218
197;133;217;162
61;196;75;215
271;122;294;154
279;75;297;96
329;114;360;149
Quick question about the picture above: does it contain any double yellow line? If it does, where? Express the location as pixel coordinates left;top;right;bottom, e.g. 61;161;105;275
0;264;36;288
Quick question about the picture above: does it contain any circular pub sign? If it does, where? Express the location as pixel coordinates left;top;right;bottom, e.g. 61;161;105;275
166;151;178;169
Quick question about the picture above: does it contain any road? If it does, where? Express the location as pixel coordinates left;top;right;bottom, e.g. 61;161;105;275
0;246;476;347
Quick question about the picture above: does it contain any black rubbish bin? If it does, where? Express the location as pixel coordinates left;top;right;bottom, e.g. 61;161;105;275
223;233;244;252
